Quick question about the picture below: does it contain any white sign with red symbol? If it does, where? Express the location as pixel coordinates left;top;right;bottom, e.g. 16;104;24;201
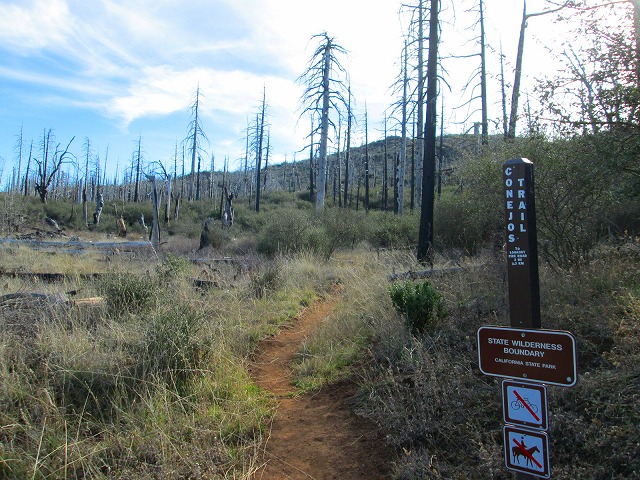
504;426;550;478
503;380;548;430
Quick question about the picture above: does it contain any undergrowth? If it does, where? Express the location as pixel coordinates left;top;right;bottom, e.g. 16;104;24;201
0;248;336;479
358;243;640;479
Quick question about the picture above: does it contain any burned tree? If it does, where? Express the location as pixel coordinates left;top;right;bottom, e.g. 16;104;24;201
34;131;75;204
185;84;209;201
298;32;349;209
417;0;439;264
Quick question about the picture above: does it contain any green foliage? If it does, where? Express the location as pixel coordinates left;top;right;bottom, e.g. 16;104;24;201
256;208;313;256
98;272;157;315
528;135;631;269
389;280;447;334
156;253;191;280
138;305;207;387
249;262;282;299
434;193;497;255
199;217;227;249
366;211;419;250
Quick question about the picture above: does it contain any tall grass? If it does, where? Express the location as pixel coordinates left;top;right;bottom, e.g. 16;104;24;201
356;243;640;478
0;248;338;478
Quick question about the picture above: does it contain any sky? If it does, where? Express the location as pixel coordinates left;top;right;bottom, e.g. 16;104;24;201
0;0;627;186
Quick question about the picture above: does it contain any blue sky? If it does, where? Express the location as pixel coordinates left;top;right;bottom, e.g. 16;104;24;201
0;0;618;187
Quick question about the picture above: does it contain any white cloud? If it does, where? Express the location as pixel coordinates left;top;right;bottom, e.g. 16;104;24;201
0;0;72;51
105;64;301;130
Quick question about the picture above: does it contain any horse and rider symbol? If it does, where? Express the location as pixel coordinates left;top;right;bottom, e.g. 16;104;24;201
504;426;550;477
512;436;541;468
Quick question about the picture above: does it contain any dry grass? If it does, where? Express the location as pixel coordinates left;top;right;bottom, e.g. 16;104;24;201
2;233;638;479
355;243;640;479
0;245;337;479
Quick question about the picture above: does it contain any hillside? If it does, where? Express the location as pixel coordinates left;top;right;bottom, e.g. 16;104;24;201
0;132;639;478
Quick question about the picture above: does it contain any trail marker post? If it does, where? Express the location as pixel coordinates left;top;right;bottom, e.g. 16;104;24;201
503;158;540;328
477;159;578;479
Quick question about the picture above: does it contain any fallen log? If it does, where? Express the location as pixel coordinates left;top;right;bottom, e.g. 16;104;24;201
0;292;103;308
387;266;465;282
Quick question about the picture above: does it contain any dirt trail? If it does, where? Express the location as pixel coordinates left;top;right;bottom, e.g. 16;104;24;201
249;295;391;480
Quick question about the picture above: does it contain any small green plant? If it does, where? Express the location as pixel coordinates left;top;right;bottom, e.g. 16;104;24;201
156;253;191;280
256;208;311;256
98;273;156;315
389;280;447;334
249;263;282;299
139;305;207;388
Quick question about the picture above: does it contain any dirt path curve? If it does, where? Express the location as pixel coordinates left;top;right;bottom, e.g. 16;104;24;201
249;294;392;480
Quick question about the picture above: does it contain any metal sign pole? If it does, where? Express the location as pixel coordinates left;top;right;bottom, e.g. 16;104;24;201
504;158;540;480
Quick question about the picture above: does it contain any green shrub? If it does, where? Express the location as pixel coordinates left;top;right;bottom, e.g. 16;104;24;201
139;305;207;387
157;253;191;279
366;212;419;250
98;273;156;315
389;280;447;334
434;193;498;255
317;208;365;256
249;263;282;299
256;208;312;256
199;218;226;249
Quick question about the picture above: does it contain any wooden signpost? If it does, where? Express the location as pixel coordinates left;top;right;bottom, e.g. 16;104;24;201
477;158;578;479
503;158;540;328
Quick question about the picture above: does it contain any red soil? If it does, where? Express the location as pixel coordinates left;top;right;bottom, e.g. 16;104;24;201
249;295;392;480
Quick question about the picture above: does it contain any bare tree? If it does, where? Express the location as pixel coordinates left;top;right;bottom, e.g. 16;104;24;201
13;125;24;194
417;0;439;264
500;42;509;138
185;84;209;201
133;136;143;202
34;131;75;204
364;107;371;212
308;114;315;201
507;0;570;139
252;87;269;212
398;42;410;214
401;0;426;207
23;140;33;197
479;0;488;145
343;85;354;208
298;32;349;209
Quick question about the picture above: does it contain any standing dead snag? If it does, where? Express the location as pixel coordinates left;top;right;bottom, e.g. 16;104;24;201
298;32;349;209
138;213;148;233
146;174;161;247
117;215;127;237
222;191;235;229
34;132;75;204
93;191;104;225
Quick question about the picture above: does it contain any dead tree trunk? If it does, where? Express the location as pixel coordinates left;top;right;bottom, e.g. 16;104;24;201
93;191;104;225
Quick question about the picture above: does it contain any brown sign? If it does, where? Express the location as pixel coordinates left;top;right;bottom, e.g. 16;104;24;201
503;158;541;328
478;326;577;387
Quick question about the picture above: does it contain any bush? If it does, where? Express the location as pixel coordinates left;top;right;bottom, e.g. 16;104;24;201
256;208;313;256
98;273;157;315
199;217;226;250
249;262;282;299
156;253;191;280
389;280;447;334
138;305;207;387
434;193;498;255
366;212;419;250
